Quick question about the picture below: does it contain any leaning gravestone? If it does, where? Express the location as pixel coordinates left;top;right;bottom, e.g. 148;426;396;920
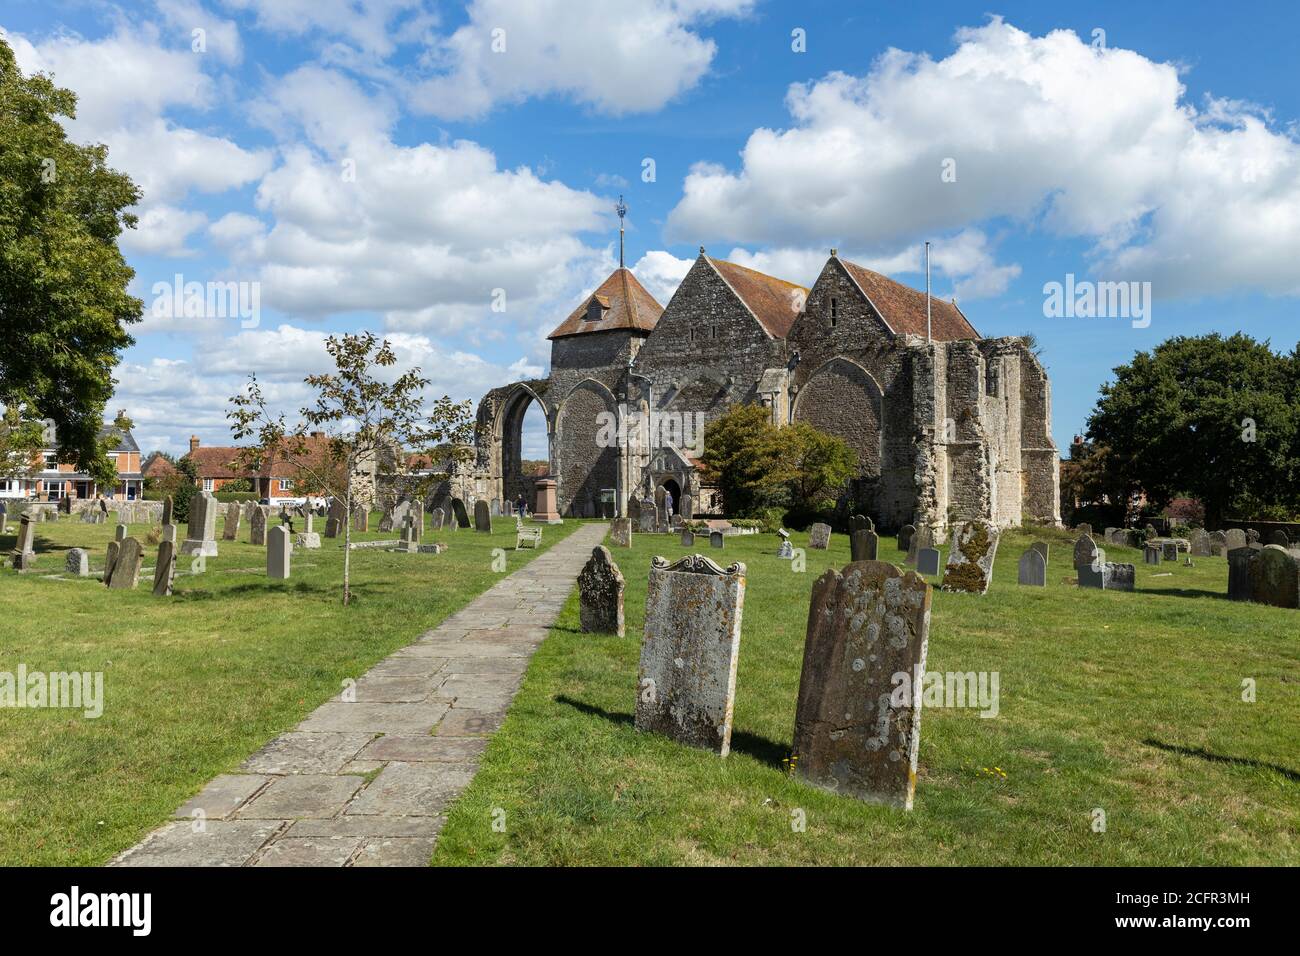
808;523;832;550
916;547;941;577
161;496;173;527
1144;544;1161;565
578;546;625;637
474;499;491;533
1224;529;1247;551
709;530;724;549
850;529;878;562
681;530;696;548
11;514;36;570
267;525;291;580
181;492;218;557
1250;545;1299;608
776;530;793;559
898;524;916;552
103;540;120;584
636;555;746;756
1073;534;1097;569
609;518;632;548
222;501;242;541
250;505;269;546
1189;529;1212;557
1018;548;1046;586
792;560;931;810
452;498;471;529
941;521;1000;594
153;540;177;597
65;548;89;577
1227;547;1254;601
107;537;144;590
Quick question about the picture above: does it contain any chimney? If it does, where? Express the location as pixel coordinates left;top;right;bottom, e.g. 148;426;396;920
189;435;200;455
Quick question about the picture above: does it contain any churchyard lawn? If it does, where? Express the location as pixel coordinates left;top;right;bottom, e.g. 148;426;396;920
434;526;1299;866
0;514;581;866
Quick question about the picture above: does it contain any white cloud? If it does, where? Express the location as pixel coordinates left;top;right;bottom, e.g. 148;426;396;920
156;0;243;64
667;17;1300;299
409;0;754;119
630;250;694;306
219;0;427;58
120;205;209;257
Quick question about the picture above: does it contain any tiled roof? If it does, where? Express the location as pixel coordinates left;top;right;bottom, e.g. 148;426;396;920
707;257;808;339
838;257;980;341
97;424;139;453
187;446;245;479
142;454;177;478
548;268;664;339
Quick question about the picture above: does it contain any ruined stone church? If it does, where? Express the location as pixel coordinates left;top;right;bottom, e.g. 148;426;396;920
473;245;1060;533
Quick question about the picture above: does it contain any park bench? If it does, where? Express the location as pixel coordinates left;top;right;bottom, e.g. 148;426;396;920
515;517;542;550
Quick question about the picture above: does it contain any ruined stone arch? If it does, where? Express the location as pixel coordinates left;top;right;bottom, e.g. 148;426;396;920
489;382;552;505
792;356;884;479
555;378;619;517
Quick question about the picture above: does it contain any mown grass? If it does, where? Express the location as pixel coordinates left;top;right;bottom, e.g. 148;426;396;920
434;526;1300;866
0;511;581;866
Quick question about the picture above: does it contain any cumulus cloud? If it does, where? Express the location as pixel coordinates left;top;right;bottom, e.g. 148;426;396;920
409;0;754;119
667;17;1300;299
119;205;210;257
219;0;428;58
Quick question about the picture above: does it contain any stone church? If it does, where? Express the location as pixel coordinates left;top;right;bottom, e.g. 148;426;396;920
473;246;1060;533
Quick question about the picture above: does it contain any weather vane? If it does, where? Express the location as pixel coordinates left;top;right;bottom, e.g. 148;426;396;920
616;195;627;268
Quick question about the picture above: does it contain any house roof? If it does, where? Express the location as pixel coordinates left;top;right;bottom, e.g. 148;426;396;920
98;424;139;453
142;453;177;478
187;445;245;479
837;257;980;341
707;257;808;339
548;268;664;339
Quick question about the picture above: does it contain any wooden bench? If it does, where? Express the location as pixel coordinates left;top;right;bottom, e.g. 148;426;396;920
515;518;542;550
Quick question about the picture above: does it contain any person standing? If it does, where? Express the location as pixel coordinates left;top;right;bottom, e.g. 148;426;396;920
664;488;674;521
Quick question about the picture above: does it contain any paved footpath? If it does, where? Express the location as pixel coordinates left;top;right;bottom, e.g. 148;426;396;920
112;522;610;867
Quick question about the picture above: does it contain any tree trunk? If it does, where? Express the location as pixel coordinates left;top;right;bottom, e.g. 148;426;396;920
343;469;352;606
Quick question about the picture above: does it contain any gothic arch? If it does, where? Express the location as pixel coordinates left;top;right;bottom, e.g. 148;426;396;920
491;382;551;504
555;378;619;516
792;356;884;478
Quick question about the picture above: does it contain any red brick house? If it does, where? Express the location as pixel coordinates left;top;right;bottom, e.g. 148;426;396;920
0;415;143;502
184;433;340;502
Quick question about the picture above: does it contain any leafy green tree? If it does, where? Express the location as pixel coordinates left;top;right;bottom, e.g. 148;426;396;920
0;405;45;488
0;38;142;489
1088;333;1299;528
783;421;857;511
228;332;474;605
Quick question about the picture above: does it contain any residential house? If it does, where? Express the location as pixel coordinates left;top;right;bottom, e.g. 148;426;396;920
0;414;143;501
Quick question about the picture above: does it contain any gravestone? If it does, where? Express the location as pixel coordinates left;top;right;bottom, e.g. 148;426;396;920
671;514;684;530
1073;534;1097;569
250;505;269;546
180;492;218;557
352;507;369;533
848;514;874;535
1224;528;1247;551
115;523;127;542
1144;545;1161;565
11;514;36;570
103;540;120;584
850;529;878;562
267;525;291;580
609;518;632;548
397;515;419;553
452;497;470;529
295;530;321;549
153;540;176;597
654;486;666;512
636;555;746;756
1268;529;1289;547
1106;563;1136;591
65;548;89;577
916;547;941;577
490;499;500;518
222;501;242;541
709;530;724;549
638;499;656;534
680;494;693;519
1030;541;1049;567
906;526;930;567
1077;547;1109;589
808;523;832;550
1227;547;1255;601
682;530;696;548
940;521;1000;594
1161;541;1178;561
107;537;143;589
578;546;625;637
1104;527;1119;544
378;510;394;533
627;497;641;524
792;561;931;810
474;499;491;533
1018;548;1046;586
325;500;345;538
161;496;173;526
777;538;793;559
654;503;666;533
1075;522;1093;536
1189;529;1212;557
1247;529;1261;544
1209;531;1227;556
1250;545;1299;608
430;507;445;532
898;524;915;552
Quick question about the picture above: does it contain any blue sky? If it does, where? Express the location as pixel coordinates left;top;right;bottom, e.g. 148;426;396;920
4;0;1299;459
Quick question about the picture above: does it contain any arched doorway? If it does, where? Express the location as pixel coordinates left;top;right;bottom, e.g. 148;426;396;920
659;478;682;511
497;386;549;505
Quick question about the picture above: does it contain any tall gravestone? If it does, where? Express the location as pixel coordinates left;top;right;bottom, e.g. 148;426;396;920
808;523;832;550
578;546;625;637
636;555;746;756
850;529;878;562
906;525;930;567
108;537;144;589
153;540;177;596
222;501;242;541
474;499;491;533
325;500;345;538
267;525;291;580
1224;529;1247;551
793;561;931;810
940;521;1000;594
897;524;915;552
180;492;218;557
1018;548;1046;586
609;518;632;548
250;505;269;546
680;494;693;520
352;506;369;533
1227;547;1254;601
103;540;120;584
10;514;36;570
452;497;471;529
1073;534;1097;569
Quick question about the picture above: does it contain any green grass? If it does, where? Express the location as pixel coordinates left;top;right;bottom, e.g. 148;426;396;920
433;526;1300;866
0;512;581;866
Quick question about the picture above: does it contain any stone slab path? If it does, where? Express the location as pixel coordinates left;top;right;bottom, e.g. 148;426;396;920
111;522;610;867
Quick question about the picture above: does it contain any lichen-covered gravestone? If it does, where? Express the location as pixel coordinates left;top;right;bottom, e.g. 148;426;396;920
430;507;445;532
1161;541;1178;561
1106;563;1135;591
940;521;1000;594
637;499;656;534
153;540;176;596
636;555;746;756
474;499;491;533
1017;548;1046;586
680;494;693;519
250;505;269;546
792;560;931;810
1073;534;1097;569
222;501;241;541
609;518;632;548
65;548;89;577
108;537;143;590
1209;531;1227;556
1250;545;1299;608
1189;529;1212;557
850;529;877;562
578;546;625;637
267;525;291;580
808;522;832;550
181;491;218;557
1224;529;1247;551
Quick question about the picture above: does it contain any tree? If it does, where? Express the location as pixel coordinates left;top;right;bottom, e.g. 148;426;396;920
228;332;474;605
0;405;45;489
0;38;142;489
782;421;857;511
1088;333;1300;528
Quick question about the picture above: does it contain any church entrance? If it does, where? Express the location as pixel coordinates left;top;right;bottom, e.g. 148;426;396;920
659;478;682;513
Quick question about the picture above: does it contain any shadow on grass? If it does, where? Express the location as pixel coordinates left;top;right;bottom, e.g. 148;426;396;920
1144;738;1300;782
1139;587;1233;601
555;694;789;769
